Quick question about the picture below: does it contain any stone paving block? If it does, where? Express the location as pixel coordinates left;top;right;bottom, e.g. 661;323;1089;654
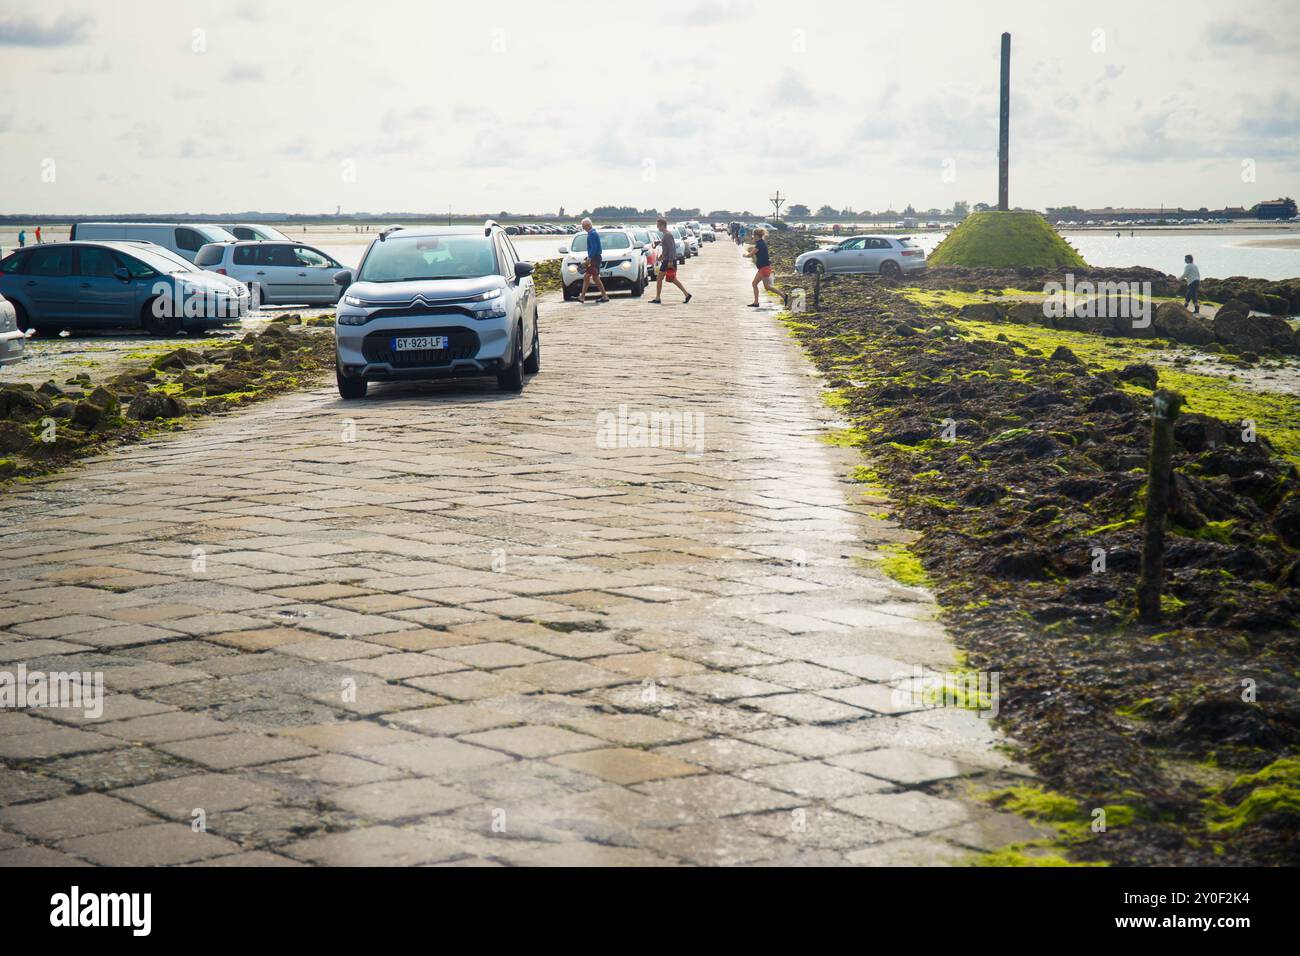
276;721;425;753
284;825;464;866
384;704;519;737
0;844;94;867
0;792;158;841
461;725;605;758
828;748;966;785
740;726;872;759
160;733;317;770
495;659;627;693
738;692;870;725
405;669;537;701
118;772;282;818
633;775;802;818
739;760;894;800
653;737;797;773
549;747;700;785
562;713;702;747
62;823;240;865
361;737;512;777
0;727;123;760
742;806;911;850
434;642;554;670
666;673;789;701
834;790;971;833
98;711;230;744
328;778;478;821
262;754;406;786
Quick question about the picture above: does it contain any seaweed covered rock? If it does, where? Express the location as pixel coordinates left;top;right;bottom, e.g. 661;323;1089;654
1153;302;1215;344
1214;309;1298;354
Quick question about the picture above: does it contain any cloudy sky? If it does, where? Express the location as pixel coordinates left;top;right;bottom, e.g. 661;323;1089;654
2;0;1297;216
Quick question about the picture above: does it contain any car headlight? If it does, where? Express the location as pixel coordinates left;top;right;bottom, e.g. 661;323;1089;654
343;294;364;307
619;260;632;270
566;263;579;273
467;288;502;302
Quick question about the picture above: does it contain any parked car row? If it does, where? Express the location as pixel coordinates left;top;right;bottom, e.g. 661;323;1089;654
555;221;708;301
504;223;579;236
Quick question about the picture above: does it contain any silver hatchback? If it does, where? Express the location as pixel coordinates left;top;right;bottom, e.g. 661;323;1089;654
332;222;539;398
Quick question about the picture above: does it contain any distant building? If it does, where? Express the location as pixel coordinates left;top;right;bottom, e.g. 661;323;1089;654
1252;198;1297;220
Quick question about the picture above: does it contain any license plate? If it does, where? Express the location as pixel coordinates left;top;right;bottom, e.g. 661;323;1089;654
393;335;448;351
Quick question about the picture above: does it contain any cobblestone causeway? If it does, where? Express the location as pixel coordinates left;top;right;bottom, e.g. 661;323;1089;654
0;243;1043;866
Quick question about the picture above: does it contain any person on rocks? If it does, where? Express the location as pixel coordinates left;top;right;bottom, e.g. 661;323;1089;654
747;227;788;309
578;218;610;304
650;217;691;305
1180;254;1201;315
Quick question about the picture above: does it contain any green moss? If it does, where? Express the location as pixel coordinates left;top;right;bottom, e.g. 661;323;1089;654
927;211;1088;269
988;785;1082;822
877;544;931;588
973;847;1105;867
1205;757;1300;832
954;316;1300;465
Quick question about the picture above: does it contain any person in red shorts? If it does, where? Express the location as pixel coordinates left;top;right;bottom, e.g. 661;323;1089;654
649;218;691;304
748;227;788;308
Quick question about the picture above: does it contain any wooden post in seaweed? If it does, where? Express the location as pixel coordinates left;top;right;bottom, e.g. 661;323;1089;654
998;32;1010;211
1137;389;1185;624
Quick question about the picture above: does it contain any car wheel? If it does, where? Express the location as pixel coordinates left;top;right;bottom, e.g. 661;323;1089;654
562;283;576;301
880;260;902;279
630;269;645;297
497;325;524;393
11;301;31;332
803;260;824;275
336;361;367;399
522;318;540;374
141;298;181;337
34;325;59;338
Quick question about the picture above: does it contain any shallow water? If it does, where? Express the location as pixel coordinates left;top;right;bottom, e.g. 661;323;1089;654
897;230;1300;281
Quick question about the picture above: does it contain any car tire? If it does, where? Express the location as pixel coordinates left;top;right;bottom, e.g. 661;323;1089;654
803;260;824;275
141;299;181;337
11;301;30;332
336;361;367;399
880;260;902;279
630;270;645;297
562;283;576;301
34;325;59;338
497;325;524;393
522;318;540;374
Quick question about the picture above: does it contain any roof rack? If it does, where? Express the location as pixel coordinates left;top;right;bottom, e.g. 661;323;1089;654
378;225;404;242
484;219;501;236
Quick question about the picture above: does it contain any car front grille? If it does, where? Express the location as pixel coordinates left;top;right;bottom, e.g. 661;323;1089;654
361;325;480;366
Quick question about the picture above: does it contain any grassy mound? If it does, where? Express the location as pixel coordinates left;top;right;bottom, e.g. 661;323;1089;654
929;210;1088;269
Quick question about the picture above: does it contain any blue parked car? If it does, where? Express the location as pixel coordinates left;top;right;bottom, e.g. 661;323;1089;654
0;241;252;337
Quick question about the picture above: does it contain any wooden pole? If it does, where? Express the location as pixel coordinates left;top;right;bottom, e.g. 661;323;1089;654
1137;389;1185;624
998;33;1010;211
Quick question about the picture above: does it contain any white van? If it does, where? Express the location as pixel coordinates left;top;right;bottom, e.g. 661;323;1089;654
69;222;238;263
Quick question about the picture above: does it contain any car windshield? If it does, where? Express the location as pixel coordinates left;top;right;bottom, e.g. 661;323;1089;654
358;235;498;282
570;232;632;252
124;246;199;274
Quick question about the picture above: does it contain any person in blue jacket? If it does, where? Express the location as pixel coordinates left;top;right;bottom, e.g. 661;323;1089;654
579;218;610;304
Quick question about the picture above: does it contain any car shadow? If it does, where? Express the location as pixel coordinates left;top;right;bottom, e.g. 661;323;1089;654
324;374;537;407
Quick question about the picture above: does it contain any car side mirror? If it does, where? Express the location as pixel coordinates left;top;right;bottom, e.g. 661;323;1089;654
558;245;569;254
113;267;131;282
514;261;534;279
333;269;353;287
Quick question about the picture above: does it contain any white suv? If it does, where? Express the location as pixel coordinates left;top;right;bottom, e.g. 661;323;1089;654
560;229;648;299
